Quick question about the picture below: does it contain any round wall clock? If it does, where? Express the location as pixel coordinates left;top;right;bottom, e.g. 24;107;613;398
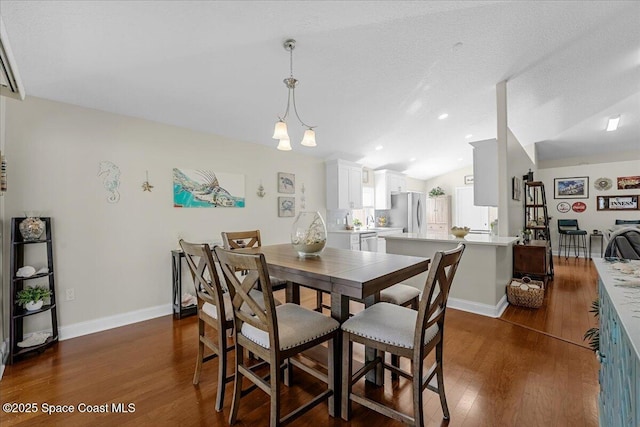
557;202;571;213
594;177;612;191
572;202;587;213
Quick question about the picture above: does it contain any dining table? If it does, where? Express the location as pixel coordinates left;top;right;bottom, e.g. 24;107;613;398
237;243;430;417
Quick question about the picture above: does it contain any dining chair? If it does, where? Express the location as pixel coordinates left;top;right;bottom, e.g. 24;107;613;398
222;229;328;312
341;244;465;426
380;283;420;309
557;219;587;258
179;240;234;412
214;246;340;427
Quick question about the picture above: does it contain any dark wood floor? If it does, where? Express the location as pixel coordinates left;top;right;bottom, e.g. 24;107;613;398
501;256;599;348
1;260;600;427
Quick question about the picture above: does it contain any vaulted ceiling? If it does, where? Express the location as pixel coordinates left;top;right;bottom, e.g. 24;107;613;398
1;1;638;179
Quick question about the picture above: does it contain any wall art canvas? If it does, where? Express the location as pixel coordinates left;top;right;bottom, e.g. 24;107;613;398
173;169;245;208
278;197;295;217
597;195;639;211
617;176;640;190
98;161;121;203
554;177;589;199
278;172;295;194
464;175;474;185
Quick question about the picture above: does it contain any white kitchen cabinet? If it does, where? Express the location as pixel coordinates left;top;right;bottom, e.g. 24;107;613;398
326;159;363;210
469;138;498;207
374;170;407;209
426;195;451;232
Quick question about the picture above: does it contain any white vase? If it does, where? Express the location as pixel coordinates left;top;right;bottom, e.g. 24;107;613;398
25;300;44;311
291;211;327;257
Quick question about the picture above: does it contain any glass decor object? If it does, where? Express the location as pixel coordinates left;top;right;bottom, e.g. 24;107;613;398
18;217;45;241
291;211;327;257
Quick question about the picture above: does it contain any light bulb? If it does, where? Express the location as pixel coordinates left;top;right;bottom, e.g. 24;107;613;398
301;129;316;147
277;138;292;151
272;121;289;139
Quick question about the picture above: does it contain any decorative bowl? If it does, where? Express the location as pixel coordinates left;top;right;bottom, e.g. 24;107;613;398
451;226;470;238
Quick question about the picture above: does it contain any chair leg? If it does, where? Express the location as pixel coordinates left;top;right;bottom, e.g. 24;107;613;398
327;334;336;417
435;341;450;420
391;354;400;380
270;358;281;427
229;344;244;425
193;318;205;385
215;328;227;412
341;332;353;421
413;352;425;427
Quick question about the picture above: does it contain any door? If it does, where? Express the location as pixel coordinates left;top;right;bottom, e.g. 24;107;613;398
455;186;489;232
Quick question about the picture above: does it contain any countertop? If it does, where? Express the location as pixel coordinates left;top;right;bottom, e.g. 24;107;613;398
384;232;519;247
327;227;403;235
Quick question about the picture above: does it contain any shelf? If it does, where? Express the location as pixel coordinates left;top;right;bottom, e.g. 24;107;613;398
13;304;57;319
13;239;52;245
525;204;545;208
12;271;54;282
13;335;58;357
525;225;547;229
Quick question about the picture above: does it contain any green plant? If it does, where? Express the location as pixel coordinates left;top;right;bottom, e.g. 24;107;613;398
16;286;52;306
583;298;599;353
428;186;445;198
352;218;362;226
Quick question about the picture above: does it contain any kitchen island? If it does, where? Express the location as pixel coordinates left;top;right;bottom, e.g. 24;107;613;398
385;233;518;317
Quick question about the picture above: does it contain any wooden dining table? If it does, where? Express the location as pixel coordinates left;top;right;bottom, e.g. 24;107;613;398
238;243;430;417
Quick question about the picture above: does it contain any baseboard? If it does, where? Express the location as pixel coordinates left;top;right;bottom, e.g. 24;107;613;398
448;294;508;318
59;304;173;341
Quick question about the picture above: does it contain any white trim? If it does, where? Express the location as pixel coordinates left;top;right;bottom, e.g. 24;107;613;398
59;304;172;341
447;294;508;318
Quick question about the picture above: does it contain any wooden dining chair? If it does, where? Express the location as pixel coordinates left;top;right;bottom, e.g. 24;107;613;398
179;240;234;412
341;244;465;426
221;229;328;312
214;246;340;427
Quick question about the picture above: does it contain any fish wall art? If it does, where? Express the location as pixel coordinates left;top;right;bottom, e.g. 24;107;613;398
173;168;245;208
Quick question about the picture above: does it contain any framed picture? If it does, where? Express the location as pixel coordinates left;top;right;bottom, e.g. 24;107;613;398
617;176;640;190
278;172;295;193
464;175;474;185
554;177;589;199
173;168;245;208
511;176;521;201
362;169;370;185
278;197;295;217
596;195;639;211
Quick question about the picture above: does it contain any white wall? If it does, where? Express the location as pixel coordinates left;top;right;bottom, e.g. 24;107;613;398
405;176;427;193
537;159;640;256
3;97;326;336
506;128;535;236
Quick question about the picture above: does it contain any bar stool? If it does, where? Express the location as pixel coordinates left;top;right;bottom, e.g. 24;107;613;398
558;219;587;259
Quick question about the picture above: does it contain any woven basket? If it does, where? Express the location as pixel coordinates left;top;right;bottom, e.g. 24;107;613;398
506;277;545;308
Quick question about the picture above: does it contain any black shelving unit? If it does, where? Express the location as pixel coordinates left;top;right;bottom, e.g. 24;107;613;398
9;217;59;363
523;182;554;279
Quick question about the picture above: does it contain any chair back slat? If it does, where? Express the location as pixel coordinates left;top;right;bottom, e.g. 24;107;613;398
414;244;465;349
214;247;280;345
179;240;227;319
558;219;579;231
221;230;262;250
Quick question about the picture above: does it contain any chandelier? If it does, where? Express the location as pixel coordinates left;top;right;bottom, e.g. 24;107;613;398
272;39;316;151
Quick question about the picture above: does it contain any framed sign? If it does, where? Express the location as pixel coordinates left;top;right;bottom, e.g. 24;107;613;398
572;202;587;213
557;202;571;213
617;176;640;190
596;195;639;211
464;175;474;185
554;177;589;199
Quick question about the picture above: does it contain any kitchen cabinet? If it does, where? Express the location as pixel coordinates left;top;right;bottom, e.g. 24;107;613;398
326;159;363;210
374;170;407;209
426;195;451;232
469;138;498;207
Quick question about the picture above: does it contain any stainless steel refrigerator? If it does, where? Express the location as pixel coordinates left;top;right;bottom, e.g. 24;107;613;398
389;192;427;233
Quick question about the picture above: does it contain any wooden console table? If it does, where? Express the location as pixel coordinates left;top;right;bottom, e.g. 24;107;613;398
513;240;551;282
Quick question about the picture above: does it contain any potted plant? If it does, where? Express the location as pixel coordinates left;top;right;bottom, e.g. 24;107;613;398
428;186;445;198
16;286;52;311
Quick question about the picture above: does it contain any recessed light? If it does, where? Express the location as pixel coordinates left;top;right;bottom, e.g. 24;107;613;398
375;145;383;151
409;157;416;162
438;113;449;120
606;116;620;132
465;134;473;139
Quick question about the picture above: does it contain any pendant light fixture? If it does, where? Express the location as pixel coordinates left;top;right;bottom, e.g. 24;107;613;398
272;39;316;150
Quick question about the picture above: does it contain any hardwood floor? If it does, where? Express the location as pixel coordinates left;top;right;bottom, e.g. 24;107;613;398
501;256;599;348
1;261;600;427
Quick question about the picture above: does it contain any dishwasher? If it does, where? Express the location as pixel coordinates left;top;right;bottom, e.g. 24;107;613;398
359;232;378;252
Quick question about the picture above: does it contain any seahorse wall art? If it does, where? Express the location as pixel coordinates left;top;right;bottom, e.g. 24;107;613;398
98;161;121;203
